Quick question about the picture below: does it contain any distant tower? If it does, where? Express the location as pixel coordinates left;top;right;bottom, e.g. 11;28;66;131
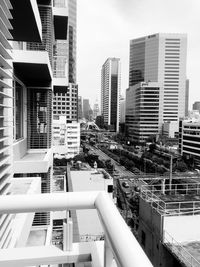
83;99;92;121
101;58;121;132
93;99;100;119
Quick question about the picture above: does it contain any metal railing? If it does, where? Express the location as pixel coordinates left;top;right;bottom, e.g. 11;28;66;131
140;188;200;216
141;183;200;195
163;231;200;267
0;191;153;267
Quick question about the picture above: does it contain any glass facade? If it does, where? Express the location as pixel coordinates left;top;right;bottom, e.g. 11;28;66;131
129;42;145;86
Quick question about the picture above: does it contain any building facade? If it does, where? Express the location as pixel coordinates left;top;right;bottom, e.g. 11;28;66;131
101;58;121;132
68;0;77;84
78;96;83;120
0;0;63;248
126;82;160;142
53;116;80;158
126;33;187;141
179;119;200;166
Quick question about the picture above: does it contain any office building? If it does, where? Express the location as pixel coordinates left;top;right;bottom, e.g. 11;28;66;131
126;81;160;141
101;58;121;132
126;33;187;141
83;98;92;121
179;119;200;166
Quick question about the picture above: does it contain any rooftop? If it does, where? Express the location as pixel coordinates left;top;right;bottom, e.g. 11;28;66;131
70;170;113;237
140;182;200;216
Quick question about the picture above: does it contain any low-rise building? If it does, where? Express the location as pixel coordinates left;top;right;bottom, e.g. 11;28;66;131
137;180;200;267
179;119;200;166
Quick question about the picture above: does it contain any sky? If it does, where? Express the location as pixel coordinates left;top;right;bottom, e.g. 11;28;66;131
77;0;200;109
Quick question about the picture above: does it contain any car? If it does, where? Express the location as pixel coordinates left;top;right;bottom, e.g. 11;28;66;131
122;181;129;188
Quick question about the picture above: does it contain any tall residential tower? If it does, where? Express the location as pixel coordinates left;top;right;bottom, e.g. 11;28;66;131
126;33;187;142
101;58;121;132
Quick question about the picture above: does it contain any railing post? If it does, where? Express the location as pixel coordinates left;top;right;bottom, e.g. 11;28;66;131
104;235;113;267
63;210;73;251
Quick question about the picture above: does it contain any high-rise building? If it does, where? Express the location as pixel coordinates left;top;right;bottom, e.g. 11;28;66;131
52;0;78;123
0;0;66;248
93;99;100;120
52;0;79;159
101;58;121;132
126;33;187;142
83;99;92;121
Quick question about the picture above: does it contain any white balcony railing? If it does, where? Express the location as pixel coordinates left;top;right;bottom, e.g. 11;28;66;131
0;191;153;267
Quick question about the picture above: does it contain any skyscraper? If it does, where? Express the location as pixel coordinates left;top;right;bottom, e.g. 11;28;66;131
126;33;187;141
53;0;78;123
101;58;121;132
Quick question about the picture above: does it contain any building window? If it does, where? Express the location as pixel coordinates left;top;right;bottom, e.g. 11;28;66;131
13;79;24;141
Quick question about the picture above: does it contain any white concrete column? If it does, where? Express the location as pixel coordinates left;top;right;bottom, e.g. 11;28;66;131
104;236;113;267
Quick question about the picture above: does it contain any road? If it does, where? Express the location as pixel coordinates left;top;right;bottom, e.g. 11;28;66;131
89;146;135;178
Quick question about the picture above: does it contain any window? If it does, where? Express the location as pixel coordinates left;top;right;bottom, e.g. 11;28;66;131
13;79;24;140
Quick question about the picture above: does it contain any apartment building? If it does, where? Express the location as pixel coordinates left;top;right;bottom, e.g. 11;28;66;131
0;0;71;248
101;58;121;132
53;116;80;158
126;33;187;142
179;119;200;166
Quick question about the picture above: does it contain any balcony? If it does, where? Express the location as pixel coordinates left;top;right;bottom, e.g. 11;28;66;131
10;0;42;42
0;191;153;267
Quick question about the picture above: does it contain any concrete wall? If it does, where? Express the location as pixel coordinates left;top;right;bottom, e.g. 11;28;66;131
164;214;200;243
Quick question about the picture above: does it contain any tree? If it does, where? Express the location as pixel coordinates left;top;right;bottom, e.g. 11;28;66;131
149;143;157;152
176;161;188;172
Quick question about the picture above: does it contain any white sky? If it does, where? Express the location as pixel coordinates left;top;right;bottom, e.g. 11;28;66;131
77;0;200;109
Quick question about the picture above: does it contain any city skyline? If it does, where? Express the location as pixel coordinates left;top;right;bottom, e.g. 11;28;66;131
77;0;200;108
